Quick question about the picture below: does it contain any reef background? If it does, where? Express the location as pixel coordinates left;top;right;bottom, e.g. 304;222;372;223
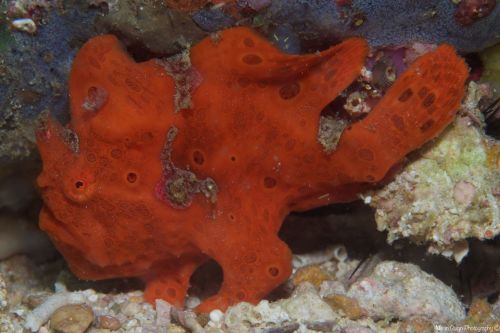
0;1;499;332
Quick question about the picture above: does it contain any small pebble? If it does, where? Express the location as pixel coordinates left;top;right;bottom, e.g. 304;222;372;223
155;299;172;326
96;315;121;330
293;265;332;287
0;275;7;310
398;319;434;332
50;304;94;333
209;309;224;323
123;318;139;329
39;327;50;333
23;291;52;309
363;195;372;204
197;312;210;327
128;295;143;303
185;296;201;309
87;294;98;303
167;324;188;333
121;301;142;316
11;18;37;33
324;294;365;320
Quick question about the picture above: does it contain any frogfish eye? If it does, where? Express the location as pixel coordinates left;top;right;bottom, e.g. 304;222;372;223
64;173;96;203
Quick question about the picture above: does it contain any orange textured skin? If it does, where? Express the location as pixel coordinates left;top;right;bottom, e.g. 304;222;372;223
37;27;468;312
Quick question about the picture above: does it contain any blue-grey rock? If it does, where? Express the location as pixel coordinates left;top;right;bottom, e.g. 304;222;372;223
0;3;99;160
269;24;302;54
192;7;235;32
264;0;500;53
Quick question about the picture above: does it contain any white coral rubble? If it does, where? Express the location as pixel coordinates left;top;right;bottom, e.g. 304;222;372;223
369;83;499;260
